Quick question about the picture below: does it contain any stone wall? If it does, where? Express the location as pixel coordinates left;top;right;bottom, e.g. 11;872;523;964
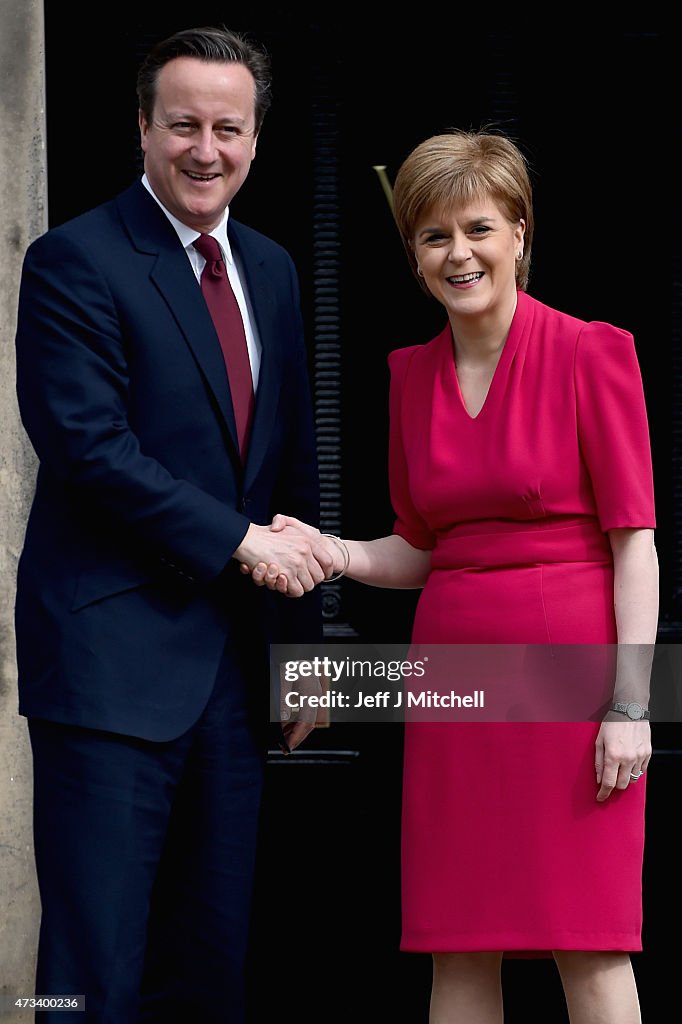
0;0;47;1016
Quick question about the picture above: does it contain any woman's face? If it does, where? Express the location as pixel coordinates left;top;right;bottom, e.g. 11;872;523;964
412;195;524;324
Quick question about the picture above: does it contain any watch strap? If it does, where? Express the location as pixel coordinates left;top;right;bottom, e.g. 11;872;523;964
610;701;650;721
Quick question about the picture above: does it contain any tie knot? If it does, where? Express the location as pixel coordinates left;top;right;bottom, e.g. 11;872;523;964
193;233;224;276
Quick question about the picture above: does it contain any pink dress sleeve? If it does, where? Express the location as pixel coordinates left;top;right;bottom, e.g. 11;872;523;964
387;347;437;550
574;321;656;531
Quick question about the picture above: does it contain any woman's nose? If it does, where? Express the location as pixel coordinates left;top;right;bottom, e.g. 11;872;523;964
447;236;471;263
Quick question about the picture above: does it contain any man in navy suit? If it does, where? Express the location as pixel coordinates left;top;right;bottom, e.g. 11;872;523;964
14;25;330;1023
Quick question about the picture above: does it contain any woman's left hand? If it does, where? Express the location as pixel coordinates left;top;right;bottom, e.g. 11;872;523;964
594;719;652;801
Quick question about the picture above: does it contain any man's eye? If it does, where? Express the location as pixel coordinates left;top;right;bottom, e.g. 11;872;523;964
216;126;239;135
172;122;195;132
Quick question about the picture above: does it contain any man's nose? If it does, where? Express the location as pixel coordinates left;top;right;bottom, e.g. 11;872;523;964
191;127;218;163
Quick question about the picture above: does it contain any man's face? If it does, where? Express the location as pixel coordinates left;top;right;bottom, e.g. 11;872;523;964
139;56;258;232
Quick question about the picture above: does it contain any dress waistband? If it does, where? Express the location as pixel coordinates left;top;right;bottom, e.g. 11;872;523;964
431;517;612;570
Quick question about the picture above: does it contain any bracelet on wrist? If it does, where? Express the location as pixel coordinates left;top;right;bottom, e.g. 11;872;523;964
321;533;350;582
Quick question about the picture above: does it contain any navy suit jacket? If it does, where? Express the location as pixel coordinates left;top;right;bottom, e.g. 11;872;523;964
15;180;322;741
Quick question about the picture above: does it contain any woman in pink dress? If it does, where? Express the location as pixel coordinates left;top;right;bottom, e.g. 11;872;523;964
247;130;659;1023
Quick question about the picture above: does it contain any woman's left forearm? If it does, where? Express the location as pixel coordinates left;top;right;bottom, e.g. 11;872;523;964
608;527;659;706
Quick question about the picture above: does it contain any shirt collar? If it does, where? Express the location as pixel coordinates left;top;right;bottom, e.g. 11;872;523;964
141;174;235;264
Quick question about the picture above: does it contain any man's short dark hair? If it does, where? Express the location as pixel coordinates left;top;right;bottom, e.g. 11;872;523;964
137;25;272;133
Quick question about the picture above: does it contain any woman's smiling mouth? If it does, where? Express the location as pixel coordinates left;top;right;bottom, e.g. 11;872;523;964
447;271;484;288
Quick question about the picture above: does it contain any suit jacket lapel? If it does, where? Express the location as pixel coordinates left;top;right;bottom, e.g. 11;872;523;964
150;251;242;457
116;182;241;459
229;221;283;490
116;182;286;481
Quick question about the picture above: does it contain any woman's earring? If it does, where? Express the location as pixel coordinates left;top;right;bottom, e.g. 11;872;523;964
417;265;424;277
516;251;523;261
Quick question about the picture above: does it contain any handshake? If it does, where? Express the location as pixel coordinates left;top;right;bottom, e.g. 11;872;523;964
235;514;349;598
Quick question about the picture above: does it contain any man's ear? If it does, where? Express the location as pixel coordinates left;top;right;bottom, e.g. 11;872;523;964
138;109;149;153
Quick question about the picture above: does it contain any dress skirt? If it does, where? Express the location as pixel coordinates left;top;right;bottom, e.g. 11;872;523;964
400;520;646;953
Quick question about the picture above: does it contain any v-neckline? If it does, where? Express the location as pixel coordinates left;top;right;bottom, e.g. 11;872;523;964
445;292;524;421
452;350;503;420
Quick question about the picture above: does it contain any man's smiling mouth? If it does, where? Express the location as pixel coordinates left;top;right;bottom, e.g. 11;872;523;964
184;171;221;181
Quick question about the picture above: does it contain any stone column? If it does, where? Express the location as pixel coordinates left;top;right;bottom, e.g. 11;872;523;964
0;0;46;1015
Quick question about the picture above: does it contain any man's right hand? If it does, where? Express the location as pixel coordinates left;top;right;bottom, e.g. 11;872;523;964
233;522;333;598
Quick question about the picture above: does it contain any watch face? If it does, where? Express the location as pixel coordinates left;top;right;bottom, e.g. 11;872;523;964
627;703;644;720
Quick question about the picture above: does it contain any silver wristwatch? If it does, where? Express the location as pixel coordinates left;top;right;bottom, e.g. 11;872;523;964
610;701;650;721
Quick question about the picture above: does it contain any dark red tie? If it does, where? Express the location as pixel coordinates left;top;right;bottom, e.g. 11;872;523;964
193;233;254;459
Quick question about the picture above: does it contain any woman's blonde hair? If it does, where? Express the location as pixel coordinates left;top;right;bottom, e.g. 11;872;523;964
392;128;534;291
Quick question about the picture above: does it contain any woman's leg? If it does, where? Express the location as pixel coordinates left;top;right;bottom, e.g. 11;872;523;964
430;952;504;1024
553;951;641;1024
